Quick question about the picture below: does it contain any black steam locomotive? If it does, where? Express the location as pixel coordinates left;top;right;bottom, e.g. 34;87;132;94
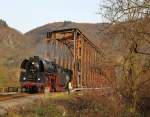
20;56;73;93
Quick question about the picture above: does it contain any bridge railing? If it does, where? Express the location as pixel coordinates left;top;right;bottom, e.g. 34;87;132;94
0;87;21;93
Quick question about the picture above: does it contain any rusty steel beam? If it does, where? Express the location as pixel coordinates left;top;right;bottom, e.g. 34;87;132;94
47;28;101;54
81;39;84;87
73;30;77;87
47;35;73;42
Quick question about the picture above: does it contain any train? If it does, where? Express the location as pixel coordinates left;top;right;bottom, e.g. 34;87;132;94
19;56;73;93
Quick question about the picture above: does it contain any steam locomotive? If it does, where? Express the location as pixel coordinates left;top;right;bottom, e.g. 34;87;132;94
20;56;73;93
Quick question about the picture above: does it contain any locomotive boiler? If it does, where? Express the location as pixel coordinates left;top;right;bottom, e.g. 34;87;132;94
20;56;73;93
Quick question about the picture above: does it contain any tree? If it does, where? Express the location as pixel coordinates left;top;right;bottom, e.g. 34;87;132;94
99;0;150;115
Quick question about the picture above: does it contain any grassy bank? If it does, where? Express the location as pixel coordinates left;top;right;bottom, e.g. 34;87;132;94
6;91;144;117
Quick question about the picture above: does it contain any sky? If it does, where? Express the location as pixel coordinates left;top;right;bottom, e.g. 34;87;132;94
0;0;102;33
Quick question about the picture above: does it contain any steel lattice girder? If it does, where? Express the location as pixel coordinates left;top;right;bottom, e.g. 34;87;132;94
45;28;112;88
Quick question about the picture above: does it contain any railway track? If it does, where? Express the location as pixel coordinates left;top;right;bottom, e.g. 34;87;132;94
0;86;45;101
0;86;113;110
0;86;112;101
0;93;35;101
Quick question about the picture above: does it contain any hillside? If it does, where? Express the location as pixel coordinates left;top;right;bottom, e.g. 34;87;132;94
0;20;33;86
0;20;34;67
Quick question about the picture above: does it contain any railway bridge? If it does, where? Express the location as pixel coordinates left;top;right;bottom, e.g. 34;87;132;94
44;27;115;89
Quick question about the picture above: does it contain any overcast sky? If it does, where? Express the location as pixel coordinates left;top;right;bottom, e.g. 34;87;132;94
0;0;102;33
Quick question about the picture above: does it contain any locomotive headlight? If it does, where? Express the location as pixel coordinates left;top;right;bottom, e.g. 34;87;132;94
23;77;26;80
38;78;40;81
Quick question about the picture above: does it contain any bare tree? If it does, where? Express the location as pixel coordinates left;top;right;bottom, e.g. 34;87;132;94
100;0;150;22
99;0;150;115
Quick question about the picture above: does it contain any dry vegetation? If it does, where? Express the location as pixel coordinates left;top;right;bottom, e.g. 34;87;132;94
99;0;150;116
6;91;135;117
